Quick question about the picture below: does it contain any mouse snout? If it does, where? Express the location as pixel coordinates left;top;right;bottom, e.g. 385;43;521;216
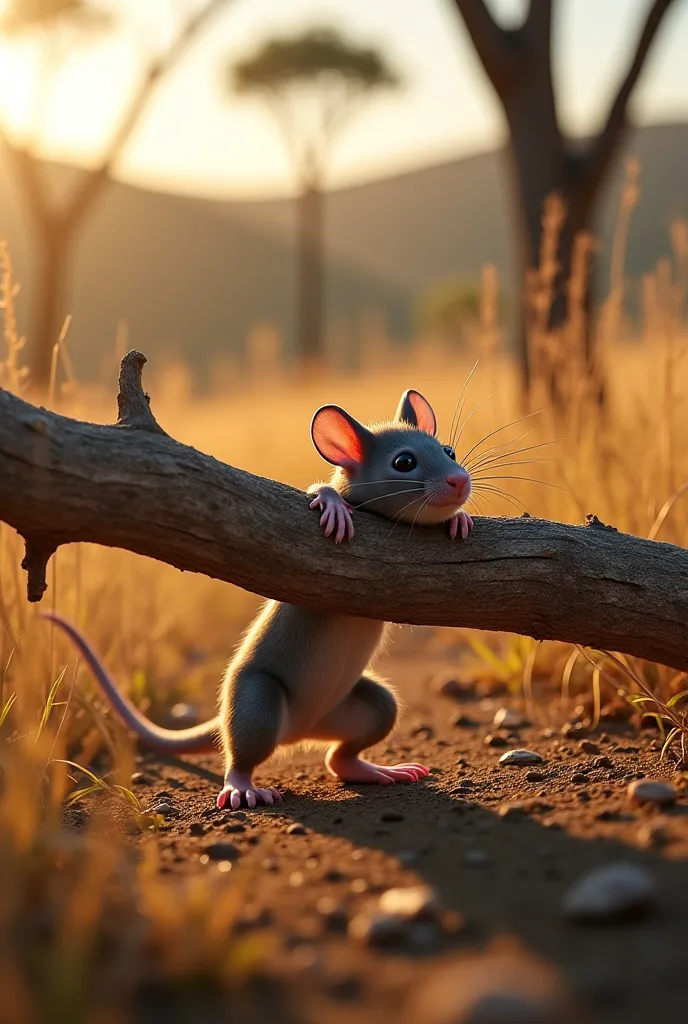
445;468;470;500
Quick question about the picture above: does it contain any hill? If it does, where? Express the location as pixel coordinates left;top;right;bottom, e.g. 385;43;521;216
0;121;686;384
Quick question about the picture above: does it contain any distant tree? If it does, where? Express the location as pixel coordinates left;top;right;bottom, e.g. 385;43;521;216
451;0;679;398
228;28;399;368
417;276;482;339
0;0;233;390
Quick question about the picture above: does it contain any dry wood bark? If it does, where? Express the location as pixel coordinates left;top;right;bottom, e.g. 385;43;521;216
1;352;687;669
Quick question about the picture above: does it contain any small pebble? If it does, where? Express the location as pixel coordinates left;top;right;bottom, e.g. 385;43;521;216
316;897;348;932
525;771;545;783
131;772;147;785
493;707;526;729
628;779;676;807
168;702;199;727
637;821;670;848
286;823;309;835
485;733;509;748
150;802;174;817
451;712;477;728
380;810;404;823
561;721;587;737
578;740;600;755
571;773;588;784
562;861;657;922
499;749;544;766
434;676;472;700
203;842;240;862
188;821;206;837
378;885;439;920
224;822;246;834
498;802;528;820
593;755;614;769
398;850;419;866
348;911;405;947
464;848;489;867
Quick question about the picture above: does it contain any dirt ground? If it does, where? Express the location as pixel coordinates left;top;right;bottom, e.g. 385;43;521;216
126;630;688;1024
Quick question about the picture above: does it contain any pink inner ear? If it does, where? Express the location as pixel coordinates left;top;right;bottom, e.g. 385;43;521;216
408;391;437;435
312;407;364;468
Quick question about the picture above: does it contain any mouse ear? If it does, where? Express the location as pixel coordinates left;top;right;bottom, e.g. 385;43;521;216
310;406;372;470
395;389;437;436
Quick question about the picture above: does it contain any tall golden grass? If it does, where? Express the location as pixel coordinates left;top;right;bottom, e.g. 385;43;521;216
1;170;687;1017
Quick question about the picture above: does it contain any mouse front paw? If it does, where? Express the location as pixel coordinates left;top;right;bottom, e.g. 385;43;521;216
217;770;282;810
448;509;474;540
309;486;354;543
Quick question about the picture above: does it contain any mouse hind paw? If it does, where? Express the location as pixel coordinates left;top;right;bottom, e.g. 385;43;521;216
327;755;429;785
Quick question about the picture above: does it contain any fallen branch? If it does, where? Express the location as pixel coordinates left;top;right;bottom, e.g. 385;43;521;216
1;352;687;670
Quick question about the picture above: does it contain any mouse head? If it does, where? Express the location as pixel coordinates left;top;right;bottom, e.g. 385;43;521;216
310;389;471;525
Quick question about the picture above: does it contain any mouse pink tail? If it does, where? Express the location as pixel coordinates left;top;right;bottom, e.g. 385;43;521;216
42;612;220;754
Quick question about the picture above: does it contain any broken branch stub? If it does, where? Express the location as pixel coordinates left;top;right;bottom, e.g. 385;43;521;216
0;351;687;670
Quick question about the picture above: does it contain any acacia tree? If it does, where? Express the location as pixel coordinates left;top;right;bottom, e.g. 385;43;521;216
228;28;399;367
0;0;233;390
451;0;679;395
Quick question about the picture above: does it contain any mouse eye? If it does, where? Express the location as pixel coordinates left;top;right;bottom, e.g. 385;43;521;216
392;452;417;473
443;445;457;461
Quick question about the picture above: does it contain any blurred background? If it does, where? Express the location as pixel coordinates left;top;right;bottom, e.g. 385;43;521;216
0;0;686;394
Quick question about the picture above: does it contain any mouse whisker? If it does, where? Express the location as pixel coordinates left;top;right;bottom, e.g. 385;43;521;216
448;359;480;448
352;487;425;511
459;409;545;466
345;478;417;488
470;457;555;473
464;438;562;473
407;495;434;537
465;492;495;515
471;483;529;513
463;427;539;469
471;474;565;492
386;491;432;537
451;394;492;451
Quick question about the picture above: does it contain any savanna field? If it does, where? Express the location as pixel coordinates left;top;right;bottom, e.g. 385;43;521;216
2;221;688;1023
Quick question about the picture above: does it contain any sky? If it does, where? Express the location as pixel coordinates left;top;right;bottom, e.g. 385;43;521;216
0;0;687;198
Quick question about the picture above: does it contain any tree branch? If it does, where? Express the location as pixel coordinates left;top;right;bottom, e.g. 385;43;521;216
522;0;553;53
586;0;678;193
1;353;688;670
1;1;232;237
452;0;525;95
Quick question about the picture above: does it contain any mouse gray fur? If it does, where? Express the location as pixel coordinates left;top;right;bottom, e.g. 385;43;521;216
44;389;473;810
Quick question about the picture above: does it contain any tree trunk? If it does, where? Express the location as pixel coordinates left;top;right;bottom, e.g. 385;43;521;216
504;82;597;404
296;182;324;366
29;225;71;393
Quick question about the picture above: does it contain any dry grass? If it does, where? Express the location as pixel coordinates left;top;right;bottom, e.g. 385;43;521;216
1;182;688;1017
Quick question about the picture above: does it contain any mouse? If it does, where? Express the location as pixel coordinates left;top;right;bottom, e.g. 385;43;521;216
43;388;473;810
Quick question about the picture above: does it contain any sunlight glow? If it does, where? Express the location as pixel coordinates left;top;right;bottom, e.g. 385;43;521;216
0;0;686;198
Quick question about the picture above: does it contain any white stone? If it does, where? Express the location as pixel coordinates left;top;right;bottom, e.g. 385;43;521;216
378;884;439;920
562;862;656;921
498;749;543;766
628;779;676;806
493;707;525;729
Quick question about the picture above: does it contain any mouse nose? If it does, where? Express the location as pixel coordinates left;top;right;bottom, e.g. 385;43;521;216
446;469;470;496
